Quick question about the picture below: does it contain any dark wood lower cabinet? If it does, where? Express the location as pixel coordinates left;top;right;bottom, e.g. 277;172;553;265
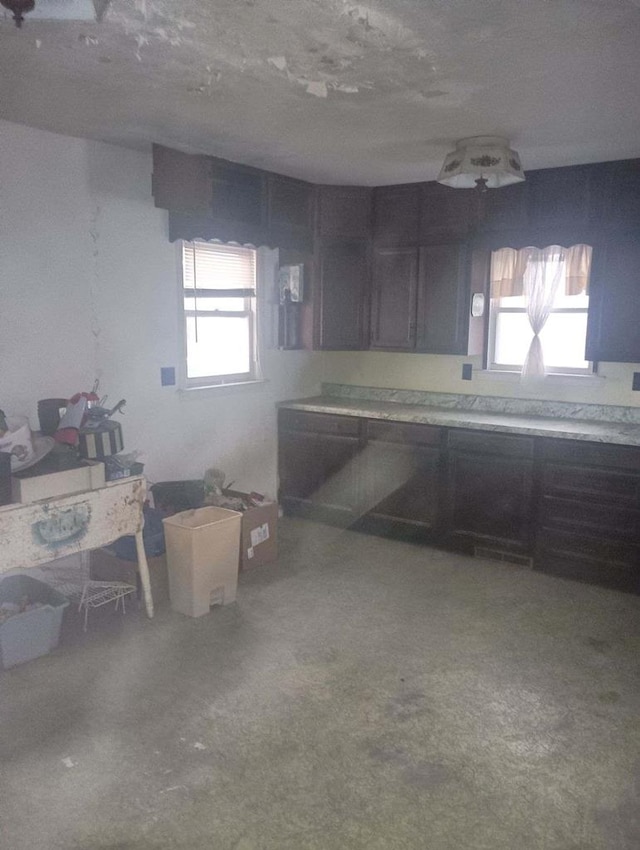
278;411;363;524
535;439;640;593
361;421;442;538
278;411;640;593
444;430;535;553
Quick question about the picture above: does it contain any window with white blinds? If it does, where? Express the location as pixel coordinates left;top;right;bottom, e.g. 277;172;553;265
180;241;258;386
182;242;256;293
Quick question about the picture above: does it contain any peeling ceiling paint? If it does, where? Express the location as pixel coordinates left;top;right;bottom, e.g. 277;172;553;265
0;0;639;183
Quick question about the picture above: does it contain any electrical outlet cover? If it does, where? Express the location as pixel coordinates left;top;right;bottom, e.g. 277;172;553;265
161;367;176;387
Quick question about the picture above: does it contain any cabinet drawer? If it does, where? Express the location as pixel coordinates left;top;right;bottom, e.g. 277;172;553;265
542;463;640;506
448;429;535;459
279;409;361;437
540;496;640;540
366;420;442;446
539;438;640;471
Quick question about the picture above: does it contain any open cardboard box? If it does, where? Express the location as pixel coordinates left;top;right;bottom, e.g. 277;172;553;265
225;490;278;570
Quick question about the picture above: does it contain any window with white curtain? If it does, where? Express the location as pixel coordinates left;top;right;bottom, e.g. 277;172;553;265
180;241;258;386
488;244;593;376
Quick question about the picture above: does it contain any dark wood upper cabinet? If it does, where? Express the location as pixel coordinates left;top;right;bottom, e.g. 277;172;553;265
370;246;419;350
479;181;528;232
209;159;266;227
267;174;315;252
585;233;640;363
373;184;421;245
416;242;470;354
526;164;593;230
152;144;212;214
317;186;372;238
154;142;640;361
420;181;474;240
595;160;640;229
314;238;369;350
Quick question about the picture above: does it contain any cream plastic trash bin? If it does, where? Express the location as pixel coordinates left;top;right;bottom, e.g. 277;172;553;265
163;506;242;617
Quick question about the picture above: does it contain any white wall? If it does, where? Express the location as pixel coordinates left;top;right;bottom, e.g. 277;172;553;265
320;351;640;407
0;120;322;497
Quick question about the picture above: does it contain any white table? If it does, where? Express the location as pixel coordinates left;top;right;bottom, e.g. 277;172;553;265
0;476;154;618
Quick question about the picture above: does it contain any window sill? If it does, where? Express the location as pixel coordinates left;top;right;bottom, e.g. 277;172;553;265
474;370;605;388
180;379;268;393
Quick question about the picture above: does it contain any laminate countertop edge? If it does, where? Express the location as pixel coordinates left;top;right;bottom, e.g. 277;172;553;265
278;397;640;448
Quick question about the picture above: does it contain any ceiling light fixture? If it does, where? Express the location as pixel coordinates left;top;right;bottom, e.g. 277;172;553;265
437;136;525;192
1;0;109;28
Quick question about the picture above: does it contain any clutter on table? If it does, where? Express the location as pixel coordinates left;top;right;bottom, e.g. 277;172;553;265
0;380;145;507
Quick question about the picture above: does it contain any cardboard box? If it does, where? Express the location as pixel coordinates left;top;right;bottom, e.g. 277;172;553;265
234;495;278;570
12;460;105;504
90;548;170;606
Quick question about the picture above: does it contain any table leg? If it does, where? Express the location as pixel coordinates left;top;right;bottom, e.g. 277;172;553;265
135;531;154;618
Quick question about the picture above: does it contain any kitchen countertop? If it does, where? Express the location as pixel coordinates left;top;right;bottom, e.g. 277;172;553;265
279;396;640;447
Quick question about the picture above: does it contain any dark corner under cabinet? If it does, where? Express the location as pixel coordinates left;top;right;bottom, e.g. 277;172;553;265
278;409;640;594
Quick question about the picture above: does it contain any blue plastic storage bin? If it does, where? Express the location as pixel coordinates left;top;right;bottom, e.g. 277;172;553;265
0;574;69;669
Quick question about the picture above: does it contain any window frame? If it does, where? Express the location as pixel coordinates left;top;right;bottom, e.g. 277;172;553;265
486;246;594;377
178;240;259;389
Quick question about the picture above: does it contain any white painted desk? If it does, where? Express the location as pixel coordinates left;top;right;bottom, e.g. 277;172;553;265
0;475;154;618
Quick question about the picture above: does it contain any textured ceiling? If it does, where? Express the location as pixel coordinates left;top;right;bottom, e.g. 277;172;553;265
1;0;640;184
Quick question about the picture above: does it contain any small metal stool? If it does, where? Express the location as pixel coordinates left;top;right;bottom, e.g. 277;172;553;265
78;581;137;631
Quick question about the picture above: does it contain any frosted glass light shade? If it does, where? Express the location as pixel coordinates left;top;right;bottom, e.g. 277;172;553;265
437;136;525;189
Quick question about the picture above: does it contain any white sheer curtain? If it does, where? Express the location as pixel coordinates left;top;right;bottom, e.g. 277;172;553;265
520;247;564;378
490;244;592;378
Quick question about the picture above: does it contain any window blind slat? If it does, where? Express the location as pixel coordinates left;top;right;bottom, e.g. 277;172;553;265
182;242;256;291
182;288;254;298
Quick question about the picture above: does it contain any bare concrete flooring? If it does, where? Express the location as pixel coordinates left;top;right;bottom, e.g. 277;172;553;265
1;518;640;850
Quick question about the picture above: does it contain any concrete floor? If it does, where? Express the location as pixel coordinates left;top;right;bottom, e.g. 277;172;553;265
1;517;640;850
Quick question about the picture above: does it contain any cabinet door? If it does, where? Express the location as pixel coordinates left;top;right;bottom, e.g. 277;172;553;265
585;234;640;363
365;441;440;531
373;185;421;246
445;431;535;552
527;165;593;230
267;174;315;251
279;429;362;521
420;181;474;241
416;243;470;354
446;452;534;551
317;187;372;238
370;247;418;350
315;239;369;350
595;160;640;230
479;181;528;232
210;159;266;228
152;144;212;213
